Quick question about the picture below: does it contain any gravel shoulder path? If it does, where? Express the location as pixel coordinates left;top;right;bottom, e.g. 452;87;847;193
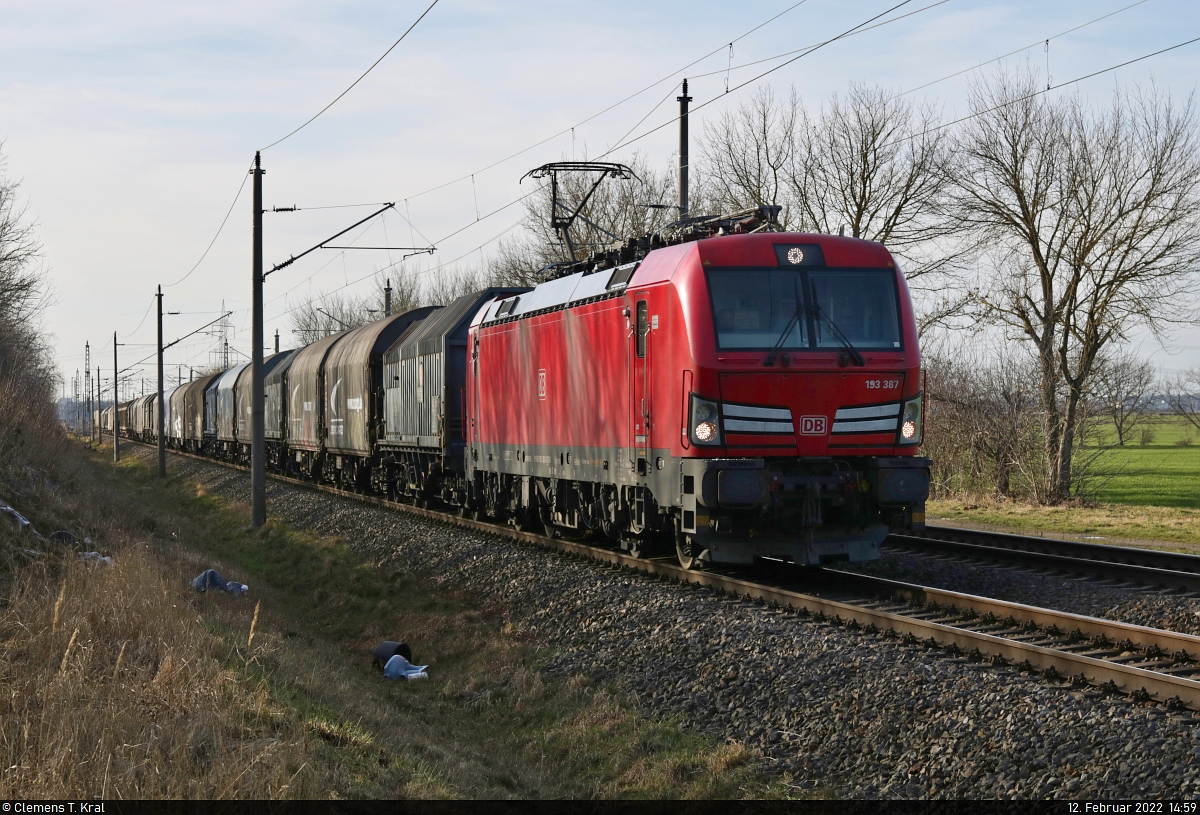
141;448;1200;800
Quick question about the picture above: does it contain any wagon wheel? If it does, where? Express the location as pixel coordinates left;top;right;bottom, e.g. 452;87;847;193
600;517;622;544
537;507;558;539
675;533;702;570
512;509;533;533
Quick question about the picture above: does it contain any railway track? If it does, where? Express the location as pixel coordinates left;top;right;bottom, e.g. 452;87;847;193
126;440;1200;712
889;526;1200;593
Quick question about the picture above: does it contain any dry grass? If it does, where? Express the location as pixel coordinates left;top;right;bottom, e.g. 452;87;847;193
927;496;1200;549
0;539;316;798
0;441;792;799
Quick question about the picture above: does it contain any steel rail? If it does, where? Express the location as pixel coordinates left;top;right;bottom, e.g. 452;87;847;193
891;527;1200;593
124;440;1200;710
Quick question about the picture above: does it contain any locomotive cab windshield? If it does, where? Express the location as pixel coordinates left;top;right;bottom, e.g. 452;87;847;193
706;266;903;352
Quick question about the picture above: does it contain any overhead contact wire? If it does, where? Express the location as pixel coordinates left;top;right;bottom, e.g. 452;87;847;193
888;0;1152;100
399;0;817;203
893;34;1200;146
166;162;252;288
259;0;441;151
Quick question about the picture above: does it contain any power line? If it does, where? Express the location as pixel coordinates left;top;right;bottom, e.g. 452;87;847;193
398;0;820;204
134;0;848;340
273;29;1200;331
272;216;525;323
894;34;1200;146
266;213;385;308
687;0;952;81
610;80;684;153
118;296;157;338
414;0;925;253
120;311;234;374
888;0;1152;100
600;0;922;158
259;0;441;151
166;163;252;288
268;0;926;319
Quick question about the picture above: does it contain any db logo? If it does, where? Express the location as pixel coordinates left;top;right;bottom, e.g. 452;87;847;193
799;415;827;435
537;369;547;400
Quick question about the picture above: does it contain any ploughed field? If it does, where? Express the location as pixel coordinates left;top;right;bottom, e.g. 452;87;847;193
136;445;1200;800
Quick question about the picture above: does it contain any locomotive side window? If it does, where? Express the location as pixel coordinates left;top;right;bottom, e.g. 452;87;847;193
636;301;648;358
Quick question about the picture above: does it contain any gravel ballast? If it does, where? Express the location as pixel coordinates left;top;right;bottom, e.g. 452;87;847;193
137;448;1200;799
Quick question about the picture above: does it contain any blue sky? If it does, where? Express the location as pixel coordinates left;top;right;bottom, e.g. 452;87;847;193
1;0;1197;390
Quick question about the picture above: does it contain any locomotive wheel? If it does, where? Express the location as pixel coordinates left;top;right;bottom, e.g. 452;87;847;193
675;534;702;570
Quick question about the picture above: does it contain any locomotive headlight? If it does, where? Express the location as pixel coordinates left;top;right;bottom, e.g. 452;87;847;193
690;395;722;446
898;392;923;446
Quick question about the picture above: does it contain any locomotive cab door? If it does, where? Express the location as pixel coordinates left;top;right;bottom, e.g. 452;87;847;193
631;296;651;476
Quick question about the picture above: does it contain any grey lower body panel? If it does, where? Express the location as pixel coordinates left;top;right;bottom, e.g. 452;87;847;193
467;441;678;496
690;523;888;566
466;443;925;567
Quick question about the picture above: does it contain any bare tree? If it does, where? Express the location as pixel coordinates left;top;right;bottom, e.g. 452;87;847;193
700;85;797;226
923;347;1043;499
1164;366;1200;432
287;289;375;344
795;83;968;330
1089;348;1157;445
0;148;61;481
955;70;1200;503
700;83;967;331
0;148;43;331
285;261;499;346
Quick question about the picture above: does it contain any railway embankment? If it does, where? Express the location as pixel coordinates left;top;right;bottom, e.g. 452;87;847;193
135;444;1200;799
0;440;778;799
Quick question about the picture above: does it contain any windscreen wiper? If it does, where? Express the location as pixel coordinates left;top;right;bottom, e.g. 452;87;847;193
764;279;805;366
811;303;866;367
763;309;804;366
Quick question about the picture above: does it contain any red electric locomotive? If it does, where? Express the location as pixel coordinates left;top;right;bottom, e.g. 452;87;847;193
464;208;930;568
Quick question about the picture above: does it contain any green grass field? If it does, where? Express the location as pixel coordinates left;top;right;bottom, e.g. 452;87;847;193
928;416;1200;547
1086;416;1200;509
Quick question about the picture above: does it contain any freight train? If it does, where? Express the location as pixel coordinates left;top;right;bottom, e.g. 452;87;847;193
106;207;931;569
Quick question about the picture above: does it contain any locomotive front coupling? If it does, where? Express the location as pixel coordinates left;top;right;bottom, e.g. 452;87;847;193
677;456;930;566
